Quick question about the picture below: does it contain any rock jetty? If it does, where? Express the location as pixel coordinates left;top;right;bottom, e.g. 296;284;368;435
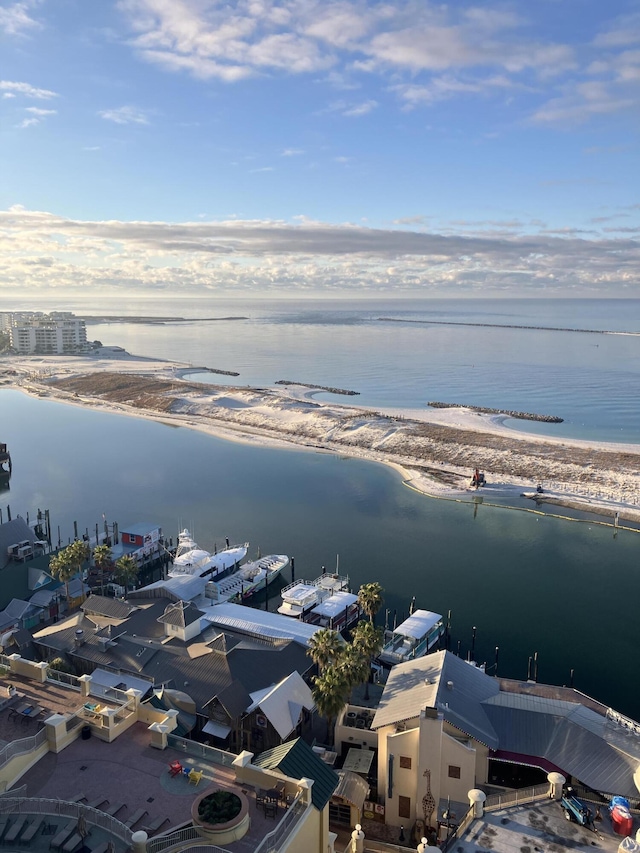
428;402;563;423
275;380;359;396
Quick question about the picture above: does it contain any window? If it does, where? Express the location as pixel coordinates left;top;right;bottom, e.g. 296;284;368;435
398;796;411;819
399;756;412;770
129;534;137;544
448;765;461;779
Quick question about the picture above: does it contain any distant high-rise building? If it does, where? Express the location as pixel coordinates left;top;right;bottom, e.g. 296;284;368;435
5;312;87;354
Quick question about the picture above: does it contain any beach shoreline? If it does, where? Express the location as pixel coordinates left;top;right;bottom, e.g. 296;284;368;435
2;350;640;525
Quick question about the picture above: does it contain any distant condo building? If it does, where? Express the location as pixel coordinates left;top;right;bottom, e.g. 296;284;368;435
1;311;87;354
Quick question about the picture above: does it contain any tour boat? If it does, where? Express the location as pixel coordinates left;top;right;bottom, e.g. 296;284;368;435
277;573;350;619
170;529;248;580
378;609;444;666
205;553;289;602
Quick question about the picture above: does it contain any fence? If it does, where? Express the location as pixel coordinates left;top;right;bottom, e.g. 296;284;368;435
146;826;205;853
167;735;236;767
0;797;133;845
484;783;550;811
254;793;309;853
47;668;81;690
0;726;47;769
441;806;475;853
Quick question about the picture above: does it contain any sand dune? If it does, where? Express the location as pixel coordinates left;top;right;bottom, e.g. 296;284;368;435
2;351;639;525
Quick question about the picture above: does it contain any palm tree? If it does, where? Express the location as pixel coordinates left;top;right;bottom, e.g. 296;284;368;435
49;540;90;608
358;582;384;624
312;667;349;746
114;554;138;591
92;543;112;595
337;643;369;701
49;549;74;609
307;628;342;675
352;620;384;700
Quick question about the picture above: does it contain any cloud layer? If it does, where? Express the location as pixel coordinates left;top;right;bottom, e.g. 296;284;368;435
1;207;638;296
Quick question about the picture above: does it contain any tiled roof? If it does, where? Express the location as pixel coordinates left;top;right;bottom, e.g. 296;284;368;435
254;738;339;811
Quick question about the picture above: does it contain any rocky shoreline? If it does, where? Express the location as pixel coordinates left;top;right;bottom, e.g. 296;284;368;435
428;401;563;423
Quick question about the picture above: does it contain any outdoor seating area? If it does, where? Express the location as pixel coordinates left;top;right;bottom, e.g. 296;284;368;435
256;781;288;818
7;699;46;725
166;760;203;787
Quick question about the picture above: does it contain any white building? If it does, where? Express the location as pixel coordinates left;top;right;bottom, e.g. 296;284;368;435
8;315;87;354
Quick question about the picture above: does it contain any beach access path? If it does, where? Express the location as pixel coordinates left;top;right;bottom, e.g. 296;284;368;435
2;351;640;524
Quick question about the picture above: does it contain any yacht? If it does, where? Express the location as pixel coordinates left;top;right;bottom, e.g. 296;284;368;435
378;609;444;666
205;554;289;602
277;572;350;619
170;529;248;580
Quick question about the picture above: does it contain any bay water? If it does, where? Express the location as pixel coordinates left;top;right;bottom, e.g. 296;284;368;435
1;297;639;718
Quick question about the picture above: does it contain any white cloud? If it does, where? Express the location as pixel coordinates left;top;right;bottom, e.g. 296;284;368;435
0;2;40;36
25;107;57;116
98;105;150;124
0;80;58;99
0;206;638;296
281;148;303;156
342;98;377;116
17;117;40;128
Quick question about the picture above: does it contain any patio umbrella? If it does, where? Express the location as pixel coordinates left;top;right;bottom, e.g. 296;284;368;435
77;813;88;839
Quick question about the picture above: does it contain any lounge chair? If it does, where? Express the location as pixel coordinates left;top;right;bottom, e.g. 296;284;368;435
86;797;109;809
4;816;27;844
20;816;44;844
49;820;77;850
62;833;83;853
0;820;10;843
103;802;125;817
142;816;170;835
125;809;147;829
87;844;109;853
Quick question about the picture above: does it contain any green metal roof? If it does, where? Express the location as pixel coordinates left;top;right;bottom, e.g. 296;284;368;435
253;738;339;811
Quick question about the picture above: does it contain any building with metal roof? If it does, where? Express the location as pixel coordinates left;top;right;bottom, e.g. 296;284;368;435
369;650;640;833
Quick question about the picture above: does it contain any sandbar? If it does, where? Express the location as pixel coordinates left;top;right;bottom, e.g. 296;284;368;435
2;350;639;526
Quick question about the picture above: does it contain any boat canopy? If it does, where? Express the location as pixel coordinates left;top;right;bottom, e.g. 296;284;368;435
311;591;358;618
393;609;443;640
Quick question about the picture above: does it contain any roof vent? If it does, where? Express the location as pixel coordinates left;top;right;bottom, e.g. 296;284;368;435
74;629;84;646
447;680;454;690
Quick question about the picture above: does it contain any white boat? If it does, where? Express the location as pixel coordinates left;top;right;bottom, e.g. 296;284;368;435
206;553;289;602
170;529;248;580
378;609;444;666
277;573;350;619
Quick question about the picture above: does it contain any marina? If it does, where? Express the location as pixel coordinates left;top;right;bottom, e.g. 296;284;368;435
378;609;445;667
277;572;351;619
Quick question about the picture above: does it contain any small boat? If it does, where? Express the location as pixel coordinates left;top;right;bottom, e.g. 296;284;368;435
170;529;248;580
609;796;633;836
378;609;444;666
206;553;289;602
277;572;350;619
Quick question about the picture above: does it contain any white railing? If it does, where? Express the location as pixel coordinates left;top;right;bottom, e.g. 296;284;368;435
0;727;47;769
606;708;640;735
253;793;309;853
167;735;236;767
0;798;132;845
441;806;475;853
484;783;550;811
146;826;204;853
47;668;81;689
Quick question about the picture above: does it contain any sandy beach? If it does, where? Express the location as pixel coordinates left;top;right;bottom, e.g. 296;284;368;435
2;349;640;525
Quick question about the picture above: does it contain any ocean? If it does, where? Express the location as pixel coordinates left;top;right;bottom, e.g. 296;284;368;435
5;295;639;443
1;296;639;718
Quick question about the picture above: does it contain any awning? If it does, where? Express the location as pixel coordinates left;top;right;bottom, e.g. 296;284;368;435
332;770;370;812
203;720;232;739
343;748;374;775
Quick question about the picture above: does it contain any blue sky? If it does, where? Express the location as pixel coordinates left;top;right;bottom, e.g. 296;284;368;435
1;0;639;297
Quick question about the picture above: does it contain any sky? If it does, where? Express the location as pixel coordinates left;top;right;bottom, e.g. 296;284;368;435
1;0;639;298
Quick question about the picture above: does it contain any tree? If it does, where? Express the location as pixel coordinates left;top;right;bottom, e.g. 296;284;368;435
312;667;349;746
352;620;384;700
49;539;89;608
358;582;384;624
337;643;369;702
114;554;138;591
307;628;342;675
92;543;113;595
49;549;74;606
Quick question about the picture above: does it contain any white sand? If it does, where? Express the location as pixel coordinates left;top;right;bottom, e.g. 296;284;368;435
2;350;640;524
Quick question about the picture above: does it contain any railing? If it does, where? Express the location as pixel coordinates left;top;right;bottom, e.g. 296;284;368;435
47;668;81;689
89;683;132;704
484;783;550;811
146;826;234;853
0;784;27;797
254;793;309;853
0;798;132;845
0;726;47;769
65;714;84;733
167;735;236;767
439;806;475;853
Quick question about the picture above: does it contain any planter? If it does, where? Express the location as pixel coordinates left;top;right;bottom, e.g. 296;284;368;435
191;787;250;844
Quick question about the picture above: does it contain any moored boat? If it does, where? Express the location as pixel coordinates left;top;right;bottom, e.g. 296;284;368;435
609;796;633;836
378;609;444;666
277;572;350;619
170;528;248;580
206;553;289;602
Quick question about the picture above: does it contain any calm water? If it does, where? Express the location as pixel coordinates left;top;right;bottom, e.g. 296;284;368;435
4;295;640;443
1;387;639;720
